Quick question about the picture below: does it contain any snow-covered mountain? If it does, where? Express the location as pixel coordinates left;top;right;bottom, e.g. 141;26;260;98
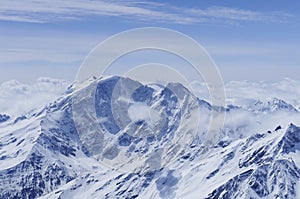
243;98;298;113
0;76;299;199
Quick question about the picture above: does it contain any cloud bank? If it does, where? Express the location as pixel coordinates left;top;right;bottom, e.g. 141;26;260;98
0;77;69;118
192;78;300;108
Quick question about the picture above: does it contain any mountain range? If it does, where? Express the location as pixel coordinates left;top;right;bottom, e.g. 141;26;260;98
0;76;299;199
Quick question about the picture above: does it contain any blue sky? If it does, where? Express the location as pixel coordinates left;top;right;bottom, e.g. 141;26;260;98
0;0;300;83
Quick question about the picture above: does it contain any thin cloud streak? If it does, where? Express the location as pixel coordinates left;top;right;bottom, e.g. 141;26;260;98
184;6;292;23
0;0;293;24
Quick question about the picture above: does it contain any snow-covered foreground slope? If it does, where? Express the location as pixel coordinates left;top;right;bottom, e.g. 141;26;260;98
40;125;300;199
0;76;299;199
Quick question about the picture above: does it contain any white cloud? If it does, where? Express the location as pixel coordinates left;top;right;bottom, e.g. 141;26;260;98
192;78;300;108
225;78;300;107
0;0;292;24
0;77;69;118
185;6;292;23
193;78;300;140
220;107;300;140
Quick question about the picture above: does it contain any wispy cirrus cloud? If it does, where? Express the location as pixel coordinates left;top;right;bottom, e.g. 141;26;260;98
183;6;292;23
0;0;293;24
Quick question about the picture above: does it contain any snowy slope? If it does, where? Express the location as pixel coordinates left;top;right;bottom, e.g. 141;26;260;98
38;124;300;199
0;76;299;199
